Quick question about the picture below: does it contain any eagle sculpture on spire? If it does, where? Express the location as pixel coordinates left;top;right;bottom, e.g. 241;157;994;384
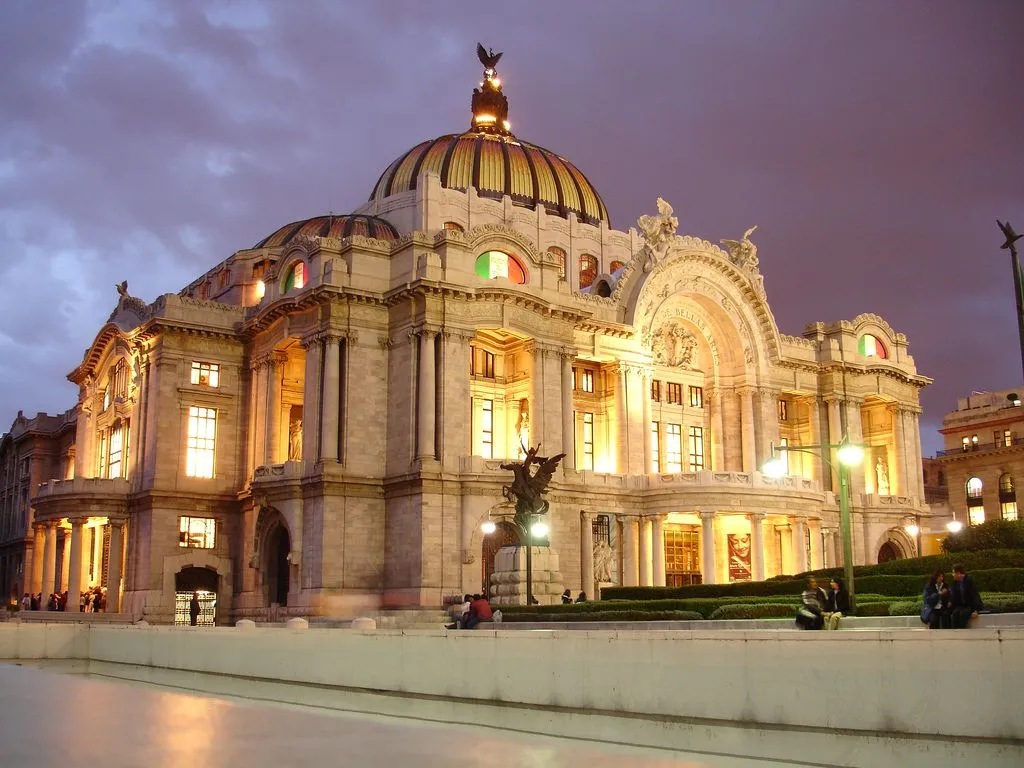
477;43;503;71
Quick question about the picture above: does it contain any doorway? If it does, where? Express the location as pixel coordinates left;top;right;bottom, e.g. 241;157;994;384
265;524;290;606
174;566;218;626
481;521;519;597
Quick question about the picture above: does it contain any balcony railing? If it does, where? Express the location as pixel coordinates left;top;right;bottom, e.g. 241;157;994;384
936;436;1024;457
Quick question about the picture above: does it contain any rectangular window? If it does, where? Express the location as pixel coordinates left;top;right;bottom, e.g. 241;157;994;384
471;347;495;378
968;507;985;526
107;423;124;479
480;399;493;459
651;379;661;402
592;514;610;545
962;436;971;452
779;437;790;475
666;424;682;472
651;421;660;473
186;406;217;478
97;432;108;478
190;361;220;388
582;412;595;470
689;386;703;408
572;367;578;390
178;516;216;549
778;399;788;421
667;383;682;405
664;525;701;586
1002;501;1019;521
581;370;594;393
688;426;704;471
1003;430;1013;448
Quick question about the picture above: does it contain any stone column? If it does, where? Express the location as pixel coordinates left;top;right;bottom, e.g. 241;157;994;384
709;386;725;471
638;517;651;586
778;524;793;576
749;512;766;581
912;411;925;500
826;397;842;488
560;352;575;470
740;388;756;473
41;523;57;609
31;524;45;594
59;531;70;593
529;344;543;452
808;519;824;570
890;404;907;497
642;369;653;474
700;511;716;584
416;330;437;460
246;362;261;477
622;517;638;587
652;515;666;587
580;511;594;596
321;336;342;461
65;519;85;612
757;388;780;470
301;334;323;463
806;396;822;483
264;353;285;465
792;517;808;574
106;521;124;613
615;364;628;474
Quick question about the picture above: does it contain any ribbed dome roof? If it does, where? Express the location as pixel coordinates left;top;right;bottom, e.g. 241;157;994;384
255;214;400;249
369;132;610;227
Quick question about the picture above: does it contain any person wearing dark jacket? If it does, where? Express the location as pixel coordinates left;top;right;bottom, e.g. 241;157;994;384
823;577;850;630
795;577;825;630
949;564;983;629
921;571;951;629
189;591;201;626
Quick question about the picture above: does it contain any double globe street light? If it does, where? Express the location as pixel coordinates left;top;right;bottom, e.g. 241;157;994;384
762;438;864;614
481;514;549;606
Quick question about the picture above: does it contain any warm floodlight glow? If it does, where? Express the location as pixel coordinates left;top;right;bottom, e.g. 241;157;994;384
502;120;511;131
761;457;786;478
905;523;920;537
480;520;496;535
837;443;865;467
255;280;266;299
530;521;549;538
946;520;963;533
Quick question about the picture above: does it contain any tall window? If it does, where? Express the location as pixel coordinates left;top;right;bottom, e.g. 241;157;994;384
186;406;217;478
689;386;703;408
581;413;595;470
97;432;108;477
480;399;494;459
179;516;216;548
110;359;129;401
688;426;704;471
999;472;1017;521
651;421;660;473
191;361;220;387
471;347;495;378
966;476;984;525
665;424;682;472
664;525;701;587
284;261;305;292
548;246;567;280
650;379;661;402
592;514;610;545
581;370;594;393
107;422;124;479
667;383;682;405
778;437;790;475
579;254;598;289
778;399;788;421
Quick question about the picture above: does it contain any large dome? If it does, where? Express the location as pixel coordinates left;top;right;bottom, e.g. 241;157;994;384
255;214;400;249
369;133;610;227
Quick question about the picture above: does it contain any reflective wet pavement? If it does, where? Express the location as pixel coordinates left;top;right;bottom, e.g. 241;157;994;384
0;663;793;767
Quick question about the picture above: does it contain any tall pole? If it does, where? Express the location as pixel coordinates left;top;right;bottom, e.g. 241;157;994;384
838;463;857;615
999;220;1024;383
525;521;534;606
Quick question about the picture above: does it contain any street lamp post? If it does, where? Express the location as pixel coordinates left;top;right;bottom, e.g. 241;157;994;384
904;514;923;557
763;439;864;614
481;511;549;605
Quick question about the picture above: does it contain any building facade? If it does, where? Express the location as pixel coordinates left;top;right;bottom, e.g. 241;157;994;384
936;387;1024;527
0;410;76;604
28;53;932;623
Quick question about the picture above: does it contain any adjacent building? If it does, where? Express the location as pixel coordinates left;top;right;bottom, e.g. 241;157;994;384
24;51;932;623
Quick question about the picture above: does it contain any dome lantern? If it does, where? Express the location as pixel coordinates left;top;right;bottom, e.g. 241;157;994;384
471;43;511;135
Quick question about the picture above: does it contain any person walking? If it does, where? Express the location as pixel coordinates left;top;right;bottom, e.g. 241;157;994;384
949;564;983;629
189;591;201;627
921;571;951;629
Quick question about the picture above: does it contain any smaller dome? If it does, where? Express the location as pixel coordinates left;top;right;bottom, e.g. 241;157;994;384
255;214;400;249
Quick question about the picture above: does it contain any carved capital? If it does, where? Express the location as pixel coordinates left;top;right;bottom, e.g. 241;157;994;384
378;334;394;350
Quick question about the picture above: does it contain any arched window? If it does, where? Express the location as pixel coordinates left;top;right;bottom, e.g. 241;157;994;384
474;250;527;284
547;246;567;280
579;254;598;289
609;260;625;273
443;221;464;233
999;472;1018;521
966;476;984;525
284;261;305;292
110;358;129;401
858;334;888;359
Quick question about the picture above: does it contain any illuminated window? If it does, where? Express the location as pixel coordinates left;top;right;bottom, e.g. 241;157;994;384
102;389;111;411
284;261;305;292
966;476;984;525
480;399;493;459
190;361;220;388
778;399;788;421
186;406;217;478
666;424;682;472
968;507;986;526
609;260;625;273
178;516;216;549
778;437;790;475
667;383;682;405
592;514;610;545
967;476;983;498
443;221;464;233
548;246;567;280
581;370;594;393
97;432;107;478
255;280;266;299
110;359;129;401
582;412;594;470
651;421;660;473
858;334;888;359
1002;502;1019;521
999;473;1016;520
688;426;704;471
107;422;124;479
470;347;495;378
579;254;598;289
651;380;661;402
689;386;703;408
474;250;527;284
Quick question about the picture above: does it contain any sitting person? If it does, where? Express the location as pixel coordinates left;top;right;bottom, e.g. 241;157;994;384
446;594;473;630
823;577;849;630
561;588;573;604
949;564;983;629
464;594;494;629
795;577;825;630
921;571;951;629
575;591;587;603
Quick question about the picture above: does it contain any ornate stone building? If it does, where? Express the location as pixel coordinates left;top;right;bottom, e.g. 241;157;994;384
27;51;932;622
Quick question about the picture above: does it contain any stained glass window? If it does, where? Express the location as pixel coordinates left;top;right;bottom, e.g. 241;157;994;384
858;334;887;359
284;261;305;292
474;250;527;284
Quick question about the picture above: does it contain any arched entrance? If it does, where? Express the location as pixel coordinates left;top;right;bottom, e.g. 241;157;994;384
482;521;519;597
877;541;901;563
265;524;290;607
174;566;218;626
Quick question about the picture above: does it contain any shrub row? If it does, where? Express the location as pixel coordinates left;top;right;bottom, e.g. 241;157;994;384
501;610;703;623
943;520;1024;553
797;548;1024;580
708;604;795;620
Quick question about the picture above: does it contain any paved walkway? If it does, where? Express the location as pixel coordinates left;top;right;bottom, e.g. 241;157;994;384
0;664;793;767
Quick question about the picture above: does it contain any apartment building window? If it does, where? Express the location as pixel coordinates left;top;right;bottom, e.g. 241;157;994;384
471;347;495;378
689;386;703;408
666;424;682;472
688;426;704;471
667;383;682;405
999;472;1017;521
650;379;661;402
582;413;595;470
966;476;984;525
178;516;216;549
995;429;1014;448
480;399;494;459
778;399;788;421
651;421;660;473
185;406;217;478
106;422;124;479
191;361;220;388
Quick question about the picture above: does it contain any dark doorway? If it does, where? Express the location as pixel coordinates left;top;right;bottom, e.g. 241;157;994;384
174;566;218;626
877;541;901;563
266;524;290;606
481;521;520;597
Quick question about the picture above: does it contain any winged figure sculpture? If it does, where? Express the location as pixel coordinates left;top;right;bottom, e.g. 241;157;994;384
500;444;565;518
477;43;503;71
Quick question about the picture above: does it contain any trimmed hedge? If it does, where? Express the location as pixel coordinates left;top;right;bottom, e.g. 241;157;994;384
855;602;891;616
800;548;1024;580
888;600;924;616
943;521;1024;553
708;603;796;620
501;610;703;623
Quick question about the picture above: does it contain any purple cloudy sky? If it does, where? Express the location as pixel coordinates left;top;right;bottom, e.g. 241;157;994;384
2;1;1023;455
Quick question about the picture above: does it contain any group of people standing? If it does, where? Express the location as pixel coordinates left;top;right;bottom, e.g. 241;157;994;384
19;588;106;613
921;565;984;629
796;577;850;630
